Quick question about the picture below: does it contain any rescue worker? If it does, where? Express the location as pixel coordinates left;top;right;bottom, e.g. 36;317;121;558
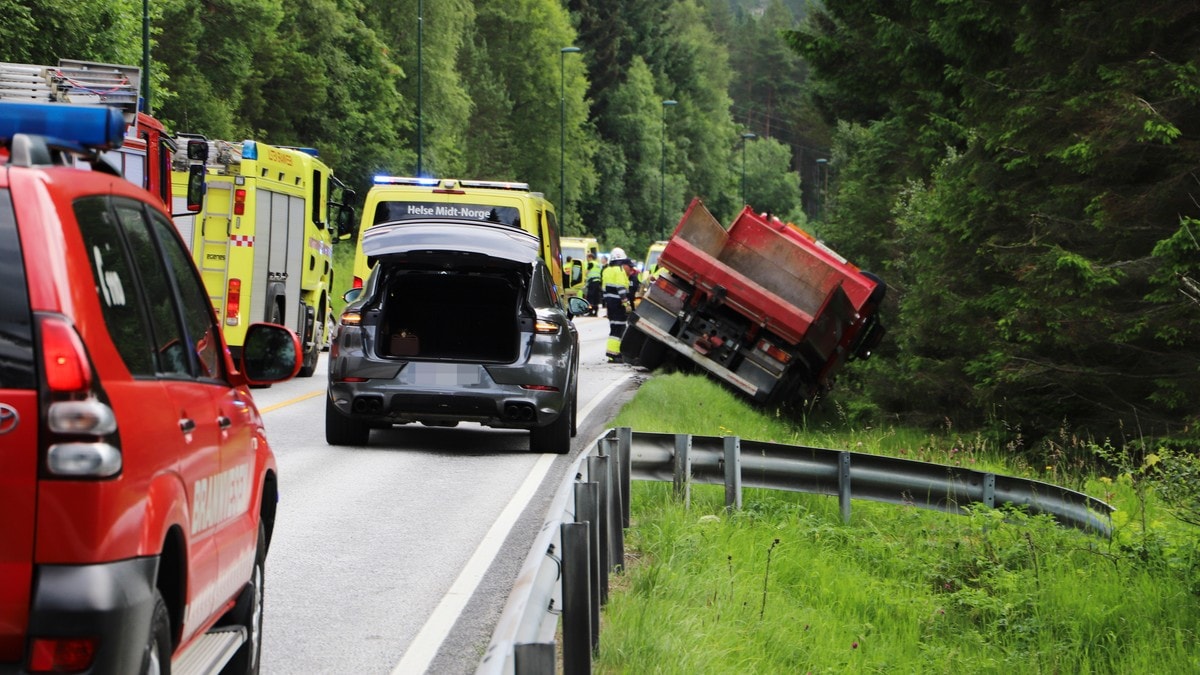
602;248;635;362
585;252;602;316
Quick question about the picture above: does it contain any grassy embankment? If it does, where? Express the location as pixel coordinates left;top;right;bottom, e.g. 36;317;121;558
596;372;1199;673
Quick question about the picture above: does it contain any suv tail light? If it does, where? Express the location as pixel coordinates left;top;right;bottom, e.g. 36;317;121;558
37;315;122;478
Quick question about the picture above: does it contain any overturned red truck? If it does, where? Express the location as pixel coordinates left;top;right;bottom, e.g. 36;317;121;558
621;198;885;406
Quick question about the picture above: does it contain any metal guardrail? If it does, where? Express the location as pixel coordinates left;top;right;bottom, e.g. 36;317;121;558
477;427;1114;674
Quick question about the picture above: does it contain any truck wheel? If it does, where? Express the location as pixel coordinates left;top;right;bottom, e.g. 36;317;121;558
141;590;171;675
298;339;320;377
221;523;266;675
619;328;647;365
530;402;571;454
326;396;370;446
638;338;668;371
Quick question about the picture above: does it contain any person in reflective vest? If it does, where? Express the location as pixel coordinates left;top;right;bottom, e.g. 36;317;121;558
585;252;602;317
602;248;634;362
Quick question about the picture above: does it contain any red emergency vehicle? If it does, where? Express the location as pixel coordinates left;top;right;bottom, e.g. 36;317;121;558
0;101;300;673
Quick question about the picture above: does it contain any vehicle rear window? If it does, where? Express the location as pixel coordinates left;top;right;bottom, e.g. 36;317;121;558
373;201;522;228
0;188;35;389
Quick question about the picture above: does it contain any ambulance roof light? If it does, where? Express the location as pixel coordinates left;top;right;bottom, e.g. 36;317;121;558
373;175;440;187
0;101;126;151
242;141;258;160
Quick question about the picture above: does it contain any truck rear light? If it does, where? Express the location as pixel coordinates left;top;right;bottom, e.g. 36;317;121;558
226;279;241;326
233;188;247;215
28;636;97;672
654;275;686;300
353;276;364;289
40;317;92;393
757;339;792;365
46;442;122;477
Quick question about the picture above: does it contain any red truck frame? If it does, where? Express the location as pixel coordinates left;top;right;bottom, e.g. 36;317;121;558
623;198;885;405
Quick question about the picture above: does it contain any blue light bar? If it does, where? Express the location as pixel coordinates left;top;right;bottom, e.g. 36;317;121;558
0;101;126;150
242;141;258;160
296;147;320;157
373;175;441;186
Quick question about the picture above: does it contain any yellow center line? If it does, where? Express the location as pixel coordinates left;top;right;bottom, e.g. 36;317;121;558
258;389;324;413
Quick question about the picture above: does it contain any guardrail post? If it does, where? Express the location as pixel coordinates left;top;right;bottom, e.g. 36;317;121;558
574;481;601;652
723;435;742;512
605;448;625;574
514;643;555;674
983;473;996;508
674;434;692;508
617;427;633;529
588;456;612;605
560;522;592;673
838;451;852;524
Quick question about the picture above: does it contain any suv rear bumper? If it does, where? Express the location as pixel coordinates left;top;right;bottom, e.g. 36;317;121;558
6;557;160;674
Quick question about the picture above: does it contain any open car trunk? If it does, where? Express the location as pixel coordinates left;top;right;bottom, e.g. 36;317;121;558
374;267;525;363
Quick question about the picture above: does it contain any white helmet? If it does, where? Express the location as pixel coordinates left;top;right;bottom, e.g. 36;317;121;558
610;247;626;260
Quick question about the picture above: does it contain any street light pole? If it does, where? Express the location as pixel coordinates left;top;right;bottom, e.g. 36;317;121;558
416;0;424;176
740;132;756;206
660;99;677;239
815;157;828;222
560;46;580;232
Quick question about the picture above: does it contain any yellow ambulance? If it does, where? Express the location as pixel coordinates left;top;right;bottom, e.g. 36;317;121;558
559;235;600;299
349;177;565;299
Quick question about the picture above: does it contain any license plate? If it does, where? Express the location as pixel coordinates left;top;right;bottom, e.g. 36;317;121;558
410;363;481;386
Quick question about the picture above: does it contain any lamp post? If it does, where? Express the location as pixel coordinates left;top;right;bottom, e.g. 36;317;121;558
560;46;580;232
660;99;677;238
740;132;756;206
416;0;424;176
815;158;828;222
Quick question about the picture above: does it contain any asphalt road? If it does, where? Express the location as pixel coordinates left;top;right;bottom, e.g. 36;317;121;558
247;314;638;674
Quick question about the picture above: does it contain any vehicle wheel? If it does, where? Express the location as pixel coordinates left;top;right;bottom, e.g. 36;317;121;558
325;396;370;445
141;589;171;675
220;523;266;675
570;390;578;438
638;338;668;371
530;404;571;454
619;328;647;365
297;338;320;378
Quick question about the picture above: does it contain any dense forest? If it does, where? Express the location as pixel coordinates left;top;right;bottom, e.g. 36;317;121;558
3;0;1198;447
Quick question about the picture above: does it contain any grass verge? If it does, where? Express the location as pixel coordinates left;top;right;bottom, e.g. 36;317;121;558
595;373;1199;673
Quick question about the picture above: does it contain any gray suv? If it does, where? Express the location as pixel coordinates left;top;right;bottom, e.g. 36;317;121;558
326;219;589;453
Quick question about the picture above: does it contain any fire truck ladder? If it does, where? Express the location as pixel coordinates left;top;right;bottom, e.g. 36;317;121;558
197;182;236;325
0;60;140;118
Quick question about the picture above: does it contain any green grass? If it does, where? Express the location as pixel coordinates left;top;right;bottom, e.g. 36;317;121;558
596;373;1200;673
331;235;356;319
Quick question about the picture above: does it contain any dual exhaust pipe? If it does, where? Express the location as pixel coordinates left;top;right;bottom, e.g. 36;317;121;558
503;402;536;421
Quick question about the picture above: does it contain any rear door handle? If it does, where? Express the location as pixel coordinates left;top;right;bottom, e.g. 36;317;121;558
179;418;196;434
218;415;232;430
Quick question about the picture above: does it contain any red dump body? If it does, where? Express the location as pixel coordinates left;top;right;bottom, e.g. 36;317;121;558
625;198;885;404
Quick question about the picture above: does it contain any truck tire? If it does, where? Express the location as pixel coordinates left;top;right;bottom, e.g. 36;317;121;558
619;328;647;365
220;523;266;675
141;590;172;675
298;339;320;378
530;400;572;454
325;396;370;446
638;338;668;371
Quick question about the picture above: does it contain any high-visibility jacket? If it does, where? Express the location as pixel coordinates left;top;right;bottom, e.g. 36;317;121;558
602;262;630;298
586;260;602;281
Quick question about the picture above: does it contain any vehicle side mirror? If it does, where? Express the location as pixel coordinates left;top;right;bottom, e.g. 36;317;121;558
567;296;591;318
240;323;302;384
342;287;363;304
186;164;205;212
186;138;208;162
335;205;357;240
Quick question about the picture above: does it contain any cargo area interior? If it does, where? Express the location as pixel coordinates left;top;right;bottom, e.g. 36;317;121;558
375;268;524;362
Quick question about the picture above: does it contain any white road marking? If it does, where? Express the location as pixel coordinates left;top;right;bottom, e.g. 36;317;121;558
390;374;633;674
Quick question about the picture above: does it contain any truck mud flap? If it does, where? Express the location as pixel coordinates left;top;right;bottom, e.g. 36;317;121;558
630;319;762;399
